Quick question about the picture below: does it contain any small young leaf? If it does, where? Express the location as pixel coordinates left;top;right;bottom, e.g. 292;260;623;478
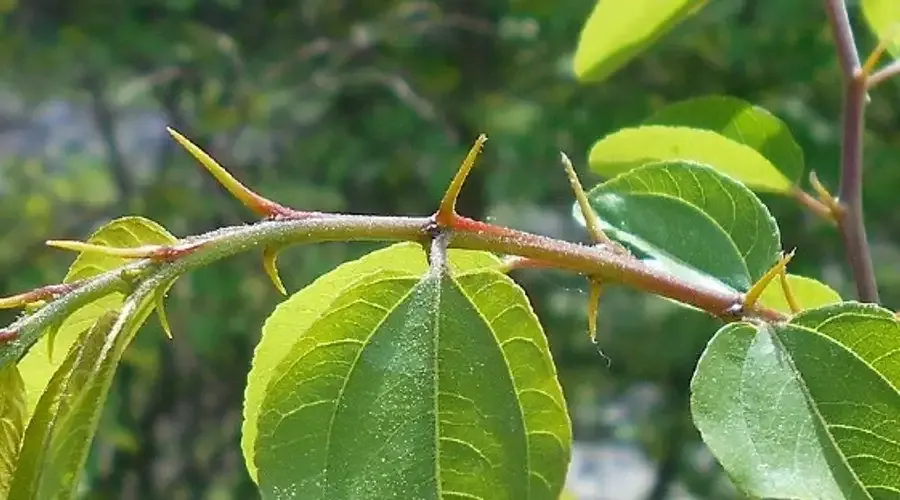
757;274;841;314
16;216;176;418
574;0;708;82
0;365;26;498
253;267;570;499
584;161;781;292
645;96;804;188
241;242;502;483
588;125;794;193
9;304;155;499
691;303;900;499
862;0;900;58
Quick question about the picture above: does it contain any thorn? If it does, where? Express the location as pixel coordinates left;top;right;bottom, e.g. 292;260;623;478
862;23;900;77
561;152;612;245
46;319;62;363
744;249;796;311
436;134;488;227
0;283;78;310
587;280;604;343
46;240;205;262
167;127;293;218
778;268;801;314
790;185;835;224
155;289;173;340
809;171;844;217
262;246;288;296
0;327;17;344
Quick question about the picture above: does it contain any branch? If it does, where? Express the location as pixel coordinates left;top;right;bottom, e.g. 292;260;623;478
0;212;786;368
869;59;900;88
824;0;880;302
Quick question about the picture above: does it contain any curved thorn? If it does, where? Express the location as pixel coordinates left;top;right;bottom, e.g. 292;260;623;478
588;280;604;343
562;152;611;245
167;127;289;218
155;289;173;340
436;134;488;226
862;22;900;77
778;268;801;314
809;171;843;216
262;246;288;296
744;250;796;311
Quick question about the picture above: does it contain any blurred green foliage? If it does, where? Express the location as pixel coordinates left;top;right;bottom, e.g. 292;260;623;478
1;0;899;498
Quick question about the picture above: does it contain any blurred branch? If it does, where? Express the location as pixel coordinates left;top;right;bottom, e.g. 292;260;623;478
869;59;900;88
84;72;134;201
823;0;880;302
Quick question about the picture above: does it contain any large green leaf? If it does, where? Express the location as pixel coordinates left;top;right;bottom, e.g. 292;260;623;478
9;302;155;499
691;302;900;499
862;0;900;58
644;95;804;189
242;242;502;483
16;216;176;418
573;0;708;82
253;267;570;499
588;125;794;193
584;160;781;292
0;365;26;498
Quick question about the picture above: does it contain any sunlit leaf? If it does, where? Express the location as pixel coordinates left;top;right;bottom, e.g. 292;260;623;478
691;302;900;499
0;365;26;498
574;0;708;82
588;125;793;193
16;216;176;418
241;242;502;483
757;274;841;314
584;160;781;292
10;302;156;499
862;0;900;58
253;266;570;499
645;95;804;189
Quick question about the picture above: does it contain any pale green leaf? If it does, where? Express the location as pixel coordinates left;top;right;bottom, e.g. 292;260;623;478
588;125;793;193
17;216;176;419
758;274;841;314
253;267;570;499
645;95;804;188
0;365;26;498
241;242;502;483
691;302;900;499
585;160;781;292
574;0;708;82
862;0;900;58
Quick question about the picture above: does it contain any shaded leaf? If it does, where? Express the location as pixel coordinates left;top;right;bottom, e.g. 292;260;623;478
862;0;900;58
584;160;781;292
253;267;570;499
691;302;900;499
645;95;804;189
573;0;708;82
0;365;26;498
241;242;502;483
588;125;794;193
758;274;841;314
16;216;176;418
9;304;149;498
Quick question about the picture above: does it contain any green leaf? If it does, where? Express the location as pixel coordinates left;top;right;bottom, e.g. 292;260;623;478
862;0;900;58
588;125;794;193
691;302;900;499
253;266;570;499
645;95;804;189
573;0;708;82
584;160;781;292
241;242;502;483
16;216;176;418
757;274;841;314
0;365;26;498
10;304;154;499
